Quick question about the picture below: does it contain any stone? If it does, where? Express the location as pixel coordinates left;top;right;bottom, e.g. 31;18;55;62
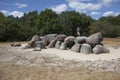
60;42;67;50
55;41;61;49
80;43;93;54
28;35;41;48
48;40;56;48
86;32;103;45
11;43;21;47
55;34;67;42
74;36;87;44
64;36;75;48
35;41;46;49
43;34;57;46
71;43;81;53
93;45;110;54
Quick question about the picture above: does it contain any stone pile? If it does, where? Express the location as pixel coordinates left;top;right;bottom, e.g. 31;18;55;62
24;32;109;54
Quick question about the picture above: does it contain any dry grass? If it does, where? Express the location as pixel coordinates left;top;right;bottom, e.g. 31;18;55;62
0;64;120;80
102;38;120;47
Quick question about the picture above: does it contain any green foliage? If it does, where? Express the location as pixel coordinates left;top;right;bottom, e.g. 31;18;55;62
0;10;120;41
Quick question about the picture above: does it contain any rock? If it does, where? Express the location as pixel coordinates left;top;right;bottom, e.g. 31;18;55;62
28;35;41;48
33;47;41;51
35;41;46;49
86;32;103;45
55;41;61;49
55;34;67;42
43;34;57;46
74;36;87;44
11;43;21;47
93;45;109;54
80;43;93;54
64;36;75;48
48;40;56;48
60;42;67;50
71;43;81;53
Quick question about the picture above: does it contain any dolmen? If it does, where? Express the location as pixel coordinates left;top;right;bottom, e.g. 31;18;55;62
24;32;109;54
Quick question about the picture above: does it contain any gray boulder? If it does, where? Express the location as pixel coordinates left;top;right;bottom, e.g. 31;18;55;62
64;36;75;48
55;34;67;42
28;35;41;48
86;32;103;45
93;45;109;54
55;41;61;49
43;34;57;46
35;41;46;49
75;36;87;44
48;40;56;48
60;42;67;50
33;47;41;51
71;43;81;53
80;43;93;54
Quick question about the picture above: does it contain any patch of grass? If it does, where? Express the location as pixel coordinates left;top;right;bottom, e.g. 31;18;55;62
0;64;120;80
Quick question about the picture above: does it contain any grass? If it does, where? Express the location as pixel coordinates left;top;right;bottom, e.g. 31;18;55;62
0;64;120;80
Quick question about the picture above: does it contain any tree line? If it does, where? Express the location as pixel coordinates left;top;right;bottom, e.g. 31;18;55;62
0;9;120;41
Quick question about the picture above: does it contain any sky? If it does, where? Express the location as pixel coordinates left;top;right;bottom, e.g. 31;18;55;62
0;0;120;19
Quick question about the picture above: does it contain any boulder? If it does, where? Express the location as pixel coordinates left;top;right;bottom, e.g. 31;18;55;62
35;41;46;49
64;36;75;48
60;42;67;50
71;43;81;53
86;32;103;45
55;34;67;42
80;43;93;54
28;35;41;48
55;41;61;49
11;43;21;47
93;45;109;54
43;34;57;46
48;40;56;48
74;36;87;44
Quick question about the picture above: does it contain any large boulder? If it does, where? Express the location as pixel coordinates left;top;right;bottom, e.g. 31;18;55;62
48;40;56;48
71;43;81;53
74;36;87;44
28;35;41;48
64;36;75;48
86;32;103;45
60;42;67;50
43;34;57;46
35;41;46;49
55;34;67;42
55;41;61;49
80;43;93;54
93;45;109;54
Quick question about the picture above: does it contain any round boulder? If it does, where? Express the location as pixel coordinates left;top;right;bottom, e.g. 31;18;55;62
35;41;46;49
93;45;109;54
64;36;75;48
55;34;67;42
55;41;61;49
74;36;87;44
71;43;81;53
80;43;93;54
60;42;67;50
86;32;103;45
48;40;56;48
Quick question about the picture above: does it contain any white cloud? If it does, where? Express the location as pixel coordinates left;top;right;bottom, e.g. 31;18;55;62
0;10;9;14
90;12;101;15
51;4;68;13
66;0;119;12
9;11;24;18
102;11;120;17
0;10;24;18
15;3;27;8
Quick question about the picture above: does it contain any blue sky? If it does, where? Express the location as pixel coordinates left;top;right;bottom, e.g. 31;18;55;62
0;0;120;19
